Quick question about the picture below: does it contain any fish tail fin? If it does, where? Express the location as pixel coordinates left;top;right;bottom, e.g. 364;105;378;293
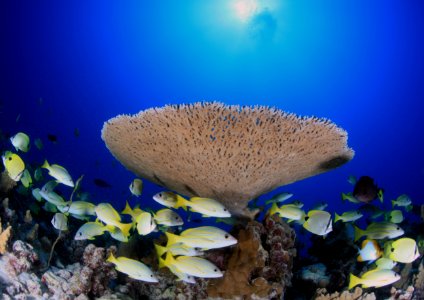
154;243;167;258
106;252;118;264
41;160;49;169
158;257;166;269
354;225;364;242
334;213;341;223
341;193;347;201
391;200;396;208
175;195;188;211
164;251;176;267
121;201;133;215
118;222;133;238
269;203;279;216
165;232;181;246
348;273;361;290
378;189;384;203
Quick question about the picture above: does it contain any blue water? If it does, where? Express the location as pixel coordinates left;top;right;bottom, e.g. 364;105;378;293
1;1;423;215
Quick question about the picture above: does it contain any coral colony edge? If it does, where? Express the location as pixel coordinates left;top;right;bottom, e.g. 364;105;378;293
0;102;423;299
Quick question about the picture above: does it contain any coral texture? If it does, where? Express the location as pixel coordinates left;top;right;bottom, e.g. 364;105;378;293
315;287;376;300
413;258;424;300
207;214;295;299
102;102;354;217
0;219;12;255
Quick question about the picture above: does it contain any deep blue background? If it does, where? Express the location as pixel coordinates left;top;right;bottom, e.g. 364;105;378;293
1;1;423;214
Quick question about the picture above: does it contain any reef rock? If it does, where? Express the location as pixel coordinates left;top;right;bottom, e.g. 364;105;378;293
102;102;354;217
207;214;296;299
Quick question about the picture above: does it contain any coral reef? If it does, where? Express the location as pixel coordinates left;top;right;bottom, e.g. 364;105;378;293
300;263;330;288
314;287;376;300
389;286;414;300
0;218;12;255
102;102;354;217
0;171;16;196
413;258;424;300
207;214;295;299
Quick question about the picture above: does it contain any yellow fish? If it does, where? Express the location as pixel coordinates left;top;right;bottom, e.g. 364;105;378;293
95;203;133;238
2;151;25;181
162;252;222;278
20;169;32;188
176;197;231;218
42;160;74;187
302;210;332;236
384;237;420;263
357;239;382;262
107;252;158;282
269;203;305;223
354;222;404;242
349;269;400;289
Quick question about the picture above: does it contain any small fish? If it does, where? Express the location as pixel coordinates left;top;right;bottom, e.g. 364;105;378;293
162;252;222;278
34;168;44;181
384;237;420;263
265;192;294;205
43;202;58;213
354;222;404;242
42;160;74;187
166;226;237;250
385;210;404;224
109;226;129;242
216;217;237;226
95;203;133;238
121;201;143;221
93;178;112;188
35;139;44;152
51;213;68;231
375;258;396;270
31;188;43;201
74;128;80;137
353;176;383;203
129;178;143;197
152;191;183;208
359;204;384;219
2;151;25;181
47;134;58;143
347;175;357;185
312;202;328;211
289;200;304;208
268;203;305;223
154;243;203;257
158;256;196;283
74;222;111;240
178;197;231;218
39;181;69;206
20;169;33;188
302;210;333;236
334;210;363;223
153;209;183;227
10;132;30;152
357;239;382;262
135;212;157;235
341;192;360;204
392;194;412;209
349;269;400;289
107;252;158;282
58;201;96;217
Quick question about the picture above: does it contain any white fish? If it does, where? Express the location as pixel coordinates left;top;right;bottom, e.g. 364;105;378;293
158;256;196;283
39;181;69;206
375;258;396;270
58;201;96;217
95;203;133;238
10;132;30;152
302;210;333;236
51;213;68;231
357;239;381;262
135;212;157;236
155;243;203;257
152;191;182;208
75;222;111;240
129;178;143;196
177;197;231;218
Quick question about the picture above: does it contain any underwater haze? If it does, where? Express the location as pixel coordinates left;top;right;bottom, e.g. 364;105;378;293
1;0;424;211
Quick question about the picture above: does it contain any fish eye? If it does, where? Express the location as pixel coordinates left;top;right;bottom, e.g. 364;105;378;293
225;234;229;239
159;193;162;197
391;248;395;252
214;269;218;272
150;275;153;277
396;227;400;230
8;157;12;161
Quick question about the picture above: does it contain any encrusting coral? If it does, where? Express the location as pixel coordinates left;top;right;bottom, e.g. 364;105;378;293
102;102;354;217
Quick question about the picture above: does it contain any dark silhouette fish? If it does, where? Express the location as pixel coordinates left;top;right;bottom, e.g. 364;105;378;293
93;178;112;188
47;134;58;143
353;176;382;203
